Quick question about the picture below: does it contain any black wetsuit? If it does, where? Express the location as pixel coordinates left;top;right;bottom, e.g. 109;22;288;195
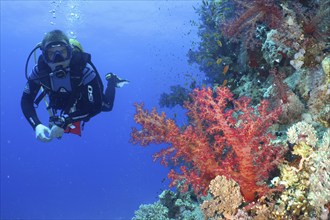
21;51;115;130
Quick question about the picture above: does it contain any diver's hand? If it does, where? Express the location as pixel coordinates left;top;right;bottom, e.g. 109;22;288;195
49;115;71;129
35;124;52;142
50;125;64;139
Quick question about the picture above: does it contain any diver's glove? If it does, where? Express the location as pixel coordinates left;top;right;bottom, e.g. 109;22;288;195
105;72;129;88
49;115;72;129
50;125;64;139
35;124;52;142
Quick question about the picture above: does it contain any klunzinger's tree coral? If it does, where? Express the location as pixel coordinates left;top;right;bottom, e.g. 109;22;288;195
131;86;285;202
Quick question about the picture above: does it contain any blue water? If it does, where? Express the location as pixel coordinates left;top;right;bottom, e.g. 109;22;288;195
0;1;201;219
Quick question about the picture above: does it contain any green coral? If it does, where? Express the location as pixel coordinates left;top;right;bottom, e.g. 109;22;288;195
159;190;204;220
132;190;203;220
159;85;190;108
188;0;235;84
132;202;169;220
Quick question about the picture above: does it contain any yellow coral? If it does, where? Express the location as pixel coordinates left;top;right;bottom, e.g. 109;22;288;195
274;162;313;218
321;56;330;85
293;143;313;159
318;104;330;128
279;164;299;187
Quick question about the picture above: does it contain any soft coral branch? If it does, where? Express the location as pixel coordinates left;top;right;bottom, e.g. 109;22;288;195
291;0;330;41
131;86;285;202
223;0;283;48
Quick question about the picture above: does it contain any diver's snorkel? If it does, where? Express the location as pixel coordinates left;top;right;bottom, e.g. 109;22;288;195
25;43;42;80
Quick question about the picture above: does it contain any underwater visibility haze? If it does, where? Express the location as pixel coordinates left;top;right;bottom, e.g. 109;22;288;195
1;0;330;219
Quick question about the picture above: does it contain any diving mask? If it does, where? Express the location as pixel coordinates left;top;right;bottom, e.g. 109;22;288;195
43;41;72;64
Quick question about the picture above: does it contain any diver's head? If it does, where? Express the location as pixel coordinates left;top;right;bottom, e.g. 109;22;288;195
41;30;72;71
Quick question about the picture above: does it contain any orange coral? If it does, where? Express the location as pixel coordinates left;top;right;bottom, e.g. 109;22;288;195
201;175;243;219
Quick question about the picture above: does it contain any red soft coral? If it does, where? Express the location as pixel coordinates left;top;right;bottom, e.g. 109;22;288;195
223;0;283;49
131;86;284;202
291;1;330;41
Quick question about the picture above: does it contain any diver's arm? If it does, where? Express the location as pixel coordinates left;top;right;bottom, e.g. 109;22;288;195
102;74;116;112
21;80;43;130
66;68;104;125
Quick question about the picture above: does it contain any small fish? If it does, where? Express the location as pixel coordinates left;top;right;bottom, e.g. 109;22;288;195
222;79;227;86
207;61;213;67
216;58;222;65
217;40;222;47
223;65;229;75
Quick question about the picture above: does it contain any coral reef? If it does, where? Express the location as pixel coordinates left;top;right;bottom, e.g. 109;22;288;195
291;0;330;42
201;175;243;219
222;0;283;49
133;0;330;219
308;129;330;217
277;92;306;124
322;56;330;85
269;122;329;219
159;85;190;108
134;126;329;219
262;29;290;67
132;190;203;220
232;72;267;104
131;86;285;202
132;202;169;220
199;123;329;219
304;66;330;127
286;121;318;147
187;0;236;85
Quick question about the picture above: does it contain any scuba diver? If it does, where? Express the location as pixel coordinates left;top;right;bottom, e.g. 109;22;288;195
21;29;129;142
